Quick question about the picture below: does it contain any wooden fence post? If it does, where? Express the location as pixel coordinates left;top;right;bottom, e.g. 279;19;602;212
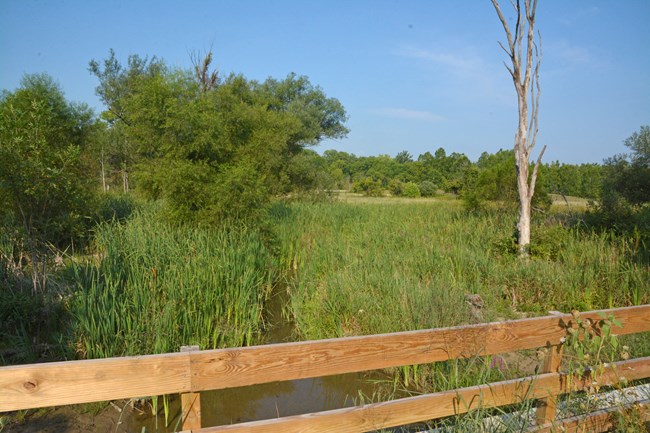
535;311;564;426
181;345;201;431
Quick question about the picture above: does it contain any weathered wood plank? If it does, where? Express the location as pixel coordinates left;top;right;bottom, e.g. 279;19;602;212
189;305;650;391
197;357;650;433
1;305;647;413
0;352;191;411
535;312;565;426
529;399;650;433
181;345;202;430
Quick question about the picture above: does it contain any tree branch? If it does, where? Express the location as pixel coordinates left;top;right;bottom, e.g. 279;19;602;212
528;143;547;201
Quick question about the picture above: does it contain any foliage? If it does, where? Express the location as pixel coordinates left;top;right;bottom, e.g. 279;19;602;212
0;74;98;292
352;177;384;196
388;179;403;196
89;51;348;225
418;180;437;197
541;161;602;199
401;182;421;198
95;192;138;223
272;200;648;348
71;208;274;358
462;150;551;213
587;126;650;238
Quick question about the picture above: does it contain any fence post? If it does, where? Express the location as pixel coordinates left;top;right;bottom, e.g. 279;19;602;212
535;311;564;426
181;345;201;431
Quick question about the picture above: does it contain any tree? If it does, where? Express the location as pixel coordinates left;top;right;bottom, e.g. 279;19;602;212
492;0;546;256
89;51;348;224
462;149;550;212
0;74;96;293
611;126;650;206
592;126;650;231
395;150;413;164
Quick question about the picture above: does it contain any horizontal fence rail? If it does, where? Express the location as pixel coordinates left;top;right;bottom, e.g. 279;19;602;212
195;357;650;433
1;304;649;432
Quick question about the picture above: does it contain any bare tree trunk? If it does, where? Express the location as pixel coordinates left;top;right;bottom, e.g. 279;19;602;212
492;0;546;257
122;162;129;193
100;148;107;192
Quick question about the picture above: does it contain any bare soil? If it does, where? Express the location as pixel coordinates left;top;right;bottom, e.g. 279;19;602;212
2;404;127;433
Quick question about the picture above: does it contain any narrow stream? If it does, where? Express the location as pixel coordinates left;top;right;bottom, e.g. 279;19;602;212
129;284;380;432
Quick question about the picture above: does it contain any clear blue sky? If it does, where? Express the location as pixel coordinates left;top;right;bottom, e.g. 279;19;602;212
1;0;648;164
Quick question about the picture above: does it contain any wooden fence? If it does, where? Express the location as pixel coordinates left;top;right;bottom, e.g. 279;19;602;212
1;305;649;432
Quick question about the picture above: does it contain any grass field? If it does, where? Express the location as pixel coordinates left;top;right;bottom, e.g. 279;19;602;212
270;197;649;392
2;195;649;431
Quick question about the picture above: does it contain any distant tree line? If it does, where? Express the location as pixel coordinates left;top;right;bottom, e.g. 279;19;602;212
289;146;604;202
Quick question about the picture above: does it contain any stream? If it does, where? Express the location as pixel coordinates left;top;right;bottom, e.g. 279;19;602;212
129;285;380;431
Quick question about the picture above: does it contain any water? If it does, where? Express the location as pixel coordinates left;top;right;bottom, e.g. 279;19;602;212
130;285;379;431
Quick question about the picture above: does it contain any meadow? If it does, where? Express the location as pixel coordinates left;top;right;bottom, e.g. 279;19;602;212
268;196;649;397
2;195;649;431
272;197;647;336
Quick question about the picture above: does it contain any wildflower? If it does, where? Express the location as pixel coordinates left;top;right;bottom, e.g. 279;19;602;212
490;355;506;372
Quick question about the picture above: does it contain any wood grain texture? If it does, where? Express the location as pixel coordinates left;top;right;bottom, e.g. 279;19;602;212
535;311;566;426
181;345;202;430
529;399;650;433
197;357;650;433
189;305;650;391
0;352;191;411
0;305;648;413
181;392;202;431
535;343;564;425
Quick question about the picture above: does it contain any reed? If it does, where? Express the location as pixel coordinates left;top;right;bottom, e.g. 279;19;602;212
71;209;274;358
270;199;649;391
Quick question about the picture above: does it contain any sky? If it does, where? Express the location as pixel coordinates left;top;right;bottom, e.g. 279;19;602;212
1;0;648;164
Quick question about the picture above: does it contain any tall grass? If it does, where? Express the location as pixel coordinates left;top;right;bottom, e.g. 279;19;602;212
270;199;649;392
71;209;274;359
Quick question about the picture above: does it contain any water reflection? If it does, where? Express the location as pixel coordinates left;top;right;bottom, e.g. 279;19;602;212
202;372;370;426
129;285;380;431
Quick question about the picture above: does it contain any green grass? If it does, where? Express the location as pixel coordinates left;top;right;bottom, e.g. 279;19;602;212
270;199;649;392
70;208;274;358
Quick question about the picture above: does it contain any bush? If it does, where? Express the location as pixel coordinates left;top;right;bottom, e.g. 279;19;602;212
462;190;486;213
352;177;383;197
418;181;437;197
402;182;421;198
388;179;403;196
96;193;137;223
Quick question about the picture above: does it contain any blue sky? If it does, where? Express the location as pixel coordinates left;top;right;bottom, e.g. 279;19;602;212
1;1;648;164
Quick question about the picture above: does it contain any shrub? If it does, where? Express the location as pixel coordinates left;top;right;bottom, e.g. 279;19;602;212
96;193;137;223
418;181;437;197
402;182;421;198
388;179;403;196
352;177;383;197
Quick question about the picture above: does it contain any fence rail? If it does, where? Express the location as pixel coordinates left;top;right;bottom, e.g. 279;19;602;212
1;305;649;432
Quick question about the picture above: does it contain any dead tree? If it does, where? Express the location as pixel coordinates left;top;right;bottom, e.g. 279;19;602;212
492;0;546;256
190;50;219;93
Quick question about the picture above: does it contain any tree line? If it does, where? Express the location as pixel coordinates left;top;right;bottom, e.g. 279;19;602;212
289;146;606;202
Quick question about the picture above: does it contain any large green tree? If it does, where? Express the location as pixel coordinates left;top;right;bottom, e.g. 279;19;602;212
89;51;348;224
0;74;96;293
592;126;650;232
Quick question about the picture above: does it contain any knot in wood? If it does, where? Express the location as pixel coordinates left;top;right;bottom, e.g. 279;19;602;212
23;380;37;391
